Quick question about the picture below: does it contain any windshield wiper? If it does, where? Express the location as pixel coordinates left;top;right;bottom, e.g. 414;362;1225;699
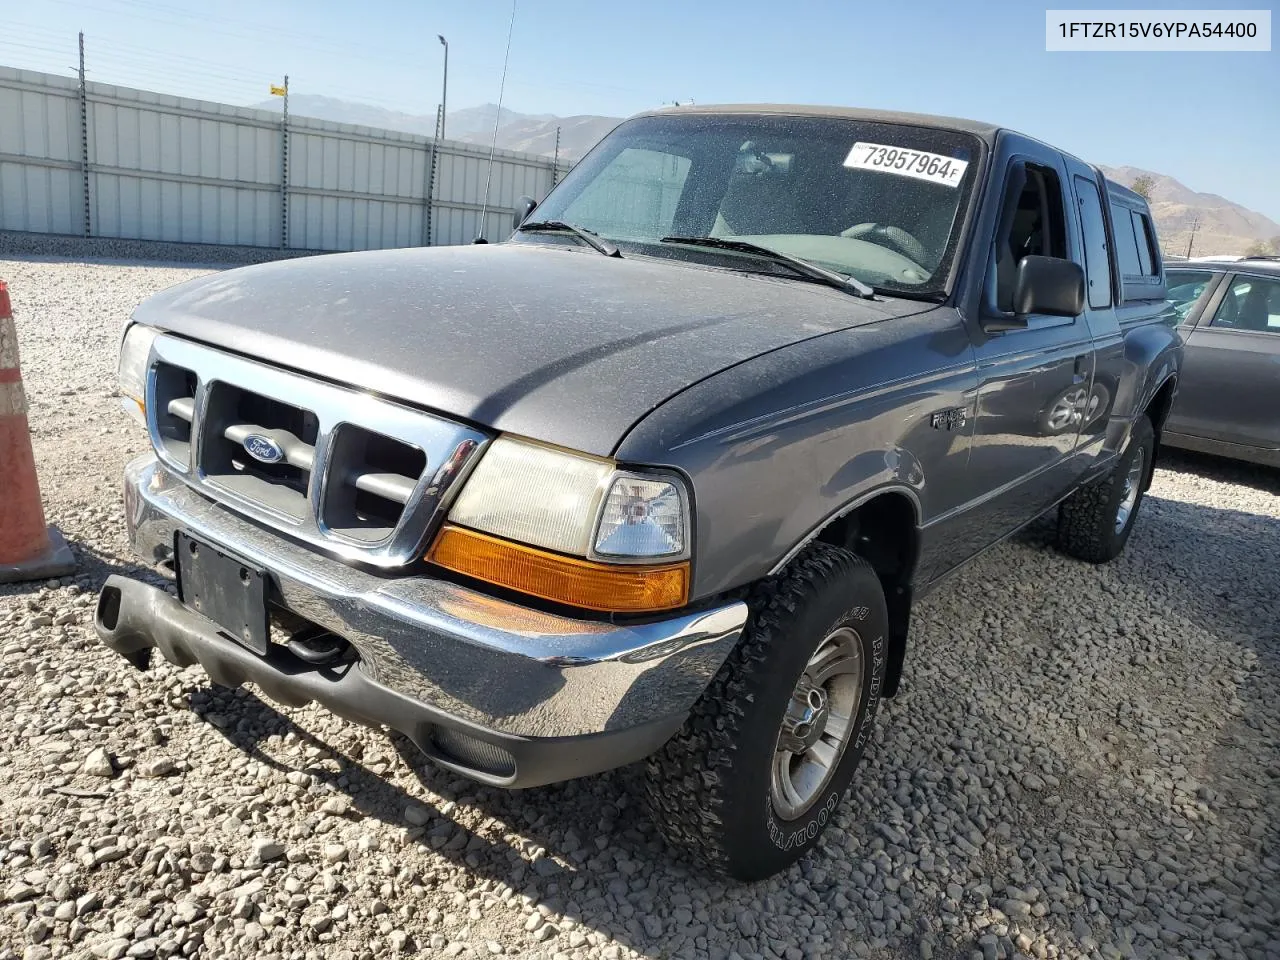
660;235;874;298
517;220;621;257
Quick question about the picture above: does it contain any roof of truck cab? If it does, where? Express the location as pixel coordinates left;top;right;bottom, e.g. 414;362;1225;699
1105;179;1148;206
634;103;1002;141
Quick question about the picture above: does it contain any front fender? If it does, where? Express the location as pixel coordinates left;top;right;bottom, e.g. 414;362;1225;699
615;309;977;600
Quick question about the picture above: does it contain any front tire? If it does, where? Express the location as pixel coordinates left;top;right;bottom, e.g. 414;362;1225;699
643;543;888;880
1056;414;1155;563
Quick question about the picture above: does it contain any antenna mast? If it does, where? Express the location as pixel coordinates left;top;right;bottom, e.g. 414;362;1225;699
476;0;517;242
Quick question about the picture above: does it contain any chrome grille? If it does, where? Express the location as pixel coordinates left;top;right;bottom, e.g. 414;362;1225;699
321;424;428;543
145;335;488;567
202;384;319;520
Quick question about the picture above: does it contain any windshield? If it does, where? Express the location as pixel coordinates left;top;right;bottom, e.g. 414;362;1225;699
522;113;984;296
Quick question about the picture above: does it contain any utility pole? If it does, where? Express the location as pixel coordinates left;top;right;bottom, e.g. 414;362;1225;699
271;76;290;248
424;106;442;248
437;36;448;141
78;32;90;238
552;125;561;186
1185;216;1199;259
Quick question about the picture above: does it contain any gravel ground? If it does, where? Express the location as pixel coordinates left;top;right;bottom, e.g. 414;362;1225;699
0;232;323;266
1;255;1277;960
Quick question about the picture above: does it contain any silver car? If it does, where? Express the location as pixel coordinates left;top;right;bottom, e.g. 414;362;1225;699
1164;257;1280;467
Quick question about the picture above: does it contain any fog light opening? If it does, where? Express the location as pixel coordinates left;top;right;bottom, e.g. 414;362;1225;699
430;727;516;778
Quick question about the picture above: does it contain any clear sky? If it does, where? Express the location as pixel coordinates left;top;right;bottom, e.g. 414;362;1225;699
5;0;1278;219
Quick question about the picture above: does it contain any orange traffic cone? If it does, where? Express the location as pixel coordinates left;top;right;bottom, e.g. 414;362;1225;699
0;280;75;583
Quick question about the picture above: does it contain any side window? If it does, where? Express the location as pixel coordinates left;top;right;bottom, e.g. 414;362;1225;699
1073;176;1112;309
1165;270;1215;322
1112;208;1160;278
1113;209;1143;277
1211;275;1280;333
562;147;692;240
1131;212;1158;275
995;164;1068;311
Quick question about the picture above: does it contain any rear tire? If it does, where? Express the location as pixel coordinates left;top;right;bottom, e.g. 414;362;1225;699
1057;415;1155;563
643;542;889;881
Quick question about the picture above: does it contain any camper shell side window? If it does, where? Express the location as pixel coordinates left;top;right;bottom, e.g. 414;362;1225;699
1104;181;1167;304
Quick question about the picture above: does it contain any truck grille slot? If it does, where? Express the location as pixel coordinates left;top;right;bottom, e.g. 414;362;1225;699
144;336;488;566
322;425;426;543
202;384;319;522
151;362;197;468
223;423;317;471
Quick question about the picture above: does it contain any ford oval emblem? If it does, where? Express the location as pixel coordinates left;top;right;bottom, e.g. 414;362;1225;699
242;434;284;464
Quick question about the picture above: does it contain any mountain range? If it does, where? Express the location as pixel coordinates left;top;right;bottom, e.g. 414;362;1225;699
253;96;616;162
255;97;1278;257
1098;166;1279;258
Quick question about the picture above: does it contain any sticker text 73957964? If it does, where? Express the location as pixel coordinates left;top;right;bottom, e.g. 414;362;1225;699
843;142;970;188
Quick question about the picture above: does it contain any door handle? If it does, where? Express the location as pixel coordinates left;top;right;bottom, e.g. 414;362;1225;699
1073;354;1089;383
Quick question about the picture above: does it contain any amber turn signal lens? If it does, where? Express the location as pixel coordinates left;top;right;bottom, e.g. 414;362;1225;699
427;524;690;613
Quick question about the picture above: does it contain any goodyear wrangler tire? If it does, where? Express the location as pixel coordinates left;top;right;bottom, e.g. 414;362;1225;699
643;542;889;881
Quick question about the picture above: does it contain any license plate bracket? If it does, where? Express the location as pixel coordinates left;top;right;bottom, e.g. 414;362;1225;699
175;532;270;655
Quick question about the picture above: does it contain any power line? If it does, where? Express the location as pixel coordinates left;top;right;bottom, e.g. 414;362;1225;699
8;45;433;118
114;0;422;60
6;11;668;118
3;28;439;117
4;15;665;121
4;24;276;94
0;39;78;59
30;0;431;71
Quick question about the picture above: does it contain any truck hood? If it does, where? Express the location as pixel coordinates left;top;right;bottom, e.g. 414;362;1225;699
135;243;928;456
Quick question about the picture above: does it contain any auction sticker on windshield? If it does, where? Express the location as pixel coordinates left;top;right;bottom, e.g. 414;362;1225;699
843;142;970;187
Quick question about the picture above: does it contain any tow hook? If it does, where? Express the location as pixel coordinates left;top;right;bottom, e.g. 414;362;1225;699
286;628;352;666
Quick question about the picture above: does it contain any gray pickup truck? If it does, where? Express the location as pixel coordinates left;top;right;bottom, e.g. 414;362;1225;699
96;105;1180;880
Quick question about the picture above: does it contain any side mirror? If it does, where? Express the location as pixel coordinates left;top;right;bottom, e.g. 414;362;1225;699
1012;256;1085;318
514;195;537;228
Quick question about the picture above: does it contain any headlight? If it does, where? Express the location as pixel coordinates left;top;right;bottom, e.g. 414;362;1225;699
117;323;160;425
446;436;614;555
431;436;692;612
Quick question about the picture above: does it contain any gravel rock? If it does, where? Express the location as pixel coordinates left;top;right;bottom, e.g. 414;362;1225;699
5;883;36;903
1;255;1277;960
248;838;286;865
135;757;176;778
404;803;432;826
319;796;350;816
321;843;348;863
81;747;114;778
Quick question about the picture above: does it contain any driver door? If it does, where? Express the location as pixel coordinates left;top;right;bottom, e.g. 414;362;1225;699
963;142;1095;535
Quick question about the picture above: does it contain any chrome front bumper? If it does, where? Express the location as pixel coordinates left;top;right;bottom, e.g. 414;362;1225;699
101;455;748;785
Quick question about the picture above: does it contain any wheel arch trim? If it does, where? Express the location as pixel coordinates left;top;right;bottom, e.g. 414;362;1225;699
1143;372;1179;430
767;484;924;578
